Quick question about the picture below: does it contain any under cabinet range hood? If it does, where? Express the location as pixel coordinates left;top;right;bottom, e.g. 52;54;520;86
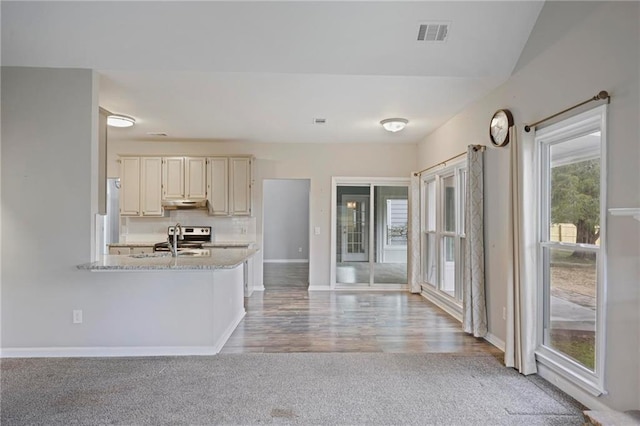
161;199;209;210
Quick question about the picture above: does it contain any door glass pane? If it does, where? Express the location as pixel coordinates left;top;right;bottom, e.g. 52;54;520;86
443;175;456;232
336;186;370;284
423;233;436;286
440;236;455;296
549;133;601;246
374;186;408;284
544;247;597;371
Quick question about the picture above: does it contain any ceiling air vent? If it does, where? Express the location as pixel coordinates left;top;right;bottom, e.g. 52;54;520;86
313;118;327;125
417;22;449;42
147;132;168;137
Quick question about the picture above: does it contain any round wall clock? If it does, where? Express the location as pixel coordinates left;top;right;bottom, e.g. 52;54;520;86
489;109;514;147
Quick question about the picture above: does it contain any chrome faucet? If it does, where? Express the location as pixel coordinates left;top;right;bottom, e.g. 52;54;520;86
168;223;183;257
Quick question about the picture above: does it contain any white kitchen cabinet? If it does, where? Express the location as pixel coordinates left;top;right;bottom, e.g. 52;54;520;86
120;157;140;216
185;157;207;199
109;247;132;255
119;156;163;217
230;157;252;216
162;157;185;200
109;246;154;255
207;156;253;216
163;157;207;200
207;157;229;215
131;246;154;254
140;157;163;216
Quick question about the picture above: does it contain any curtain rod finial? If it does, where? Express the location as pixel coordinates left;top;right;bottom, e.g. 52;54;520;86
524;125;532;133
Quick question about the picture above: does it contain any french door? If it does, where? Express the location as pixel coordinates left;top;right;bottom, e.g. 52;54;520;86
341;195;369;262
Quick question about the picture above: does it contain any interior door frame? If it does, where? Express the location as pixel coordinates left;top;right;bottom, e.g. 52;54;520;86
330;176;410;290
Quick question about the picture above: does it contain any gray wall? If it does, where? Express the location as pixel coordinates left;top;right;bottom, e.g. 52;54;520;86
263;179;310;261
1;67;235;351
417;1;639;411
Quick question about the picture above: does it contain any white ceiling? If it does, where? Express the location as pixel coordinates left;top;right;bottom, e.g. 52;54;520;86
2;1;544;144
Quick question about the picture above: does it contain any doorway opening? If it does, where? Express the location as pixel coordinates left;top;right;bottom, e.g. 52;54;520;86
331;178;410;289
262;179;311;289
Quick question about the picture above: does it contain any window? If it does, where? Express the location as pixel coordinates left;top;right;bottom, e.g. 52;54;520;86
421;160;466;303
536;105;606;394
386;199;408;246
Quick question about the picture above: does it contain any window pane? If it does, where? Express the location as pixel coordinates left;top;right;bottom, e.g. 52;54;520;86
459;170;467;235
386;199;408;246
423;233;436;285
440;236;455;296
544;247;597;371
443;175;455;232
426;180;436;231
550;134;601;246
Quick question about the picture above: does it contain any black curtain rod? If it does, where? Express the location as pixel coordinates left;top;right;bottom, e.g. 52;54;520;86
524;90;610;132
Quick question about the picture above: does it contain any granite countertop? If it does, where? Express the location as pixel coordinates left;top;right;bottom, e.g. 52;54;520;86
78;248;258;271
108;241;254;248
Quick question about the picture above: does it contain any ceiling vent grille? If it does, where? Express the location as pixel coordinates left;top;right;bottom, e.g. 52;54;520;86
313;118;327;125
417;23;449;42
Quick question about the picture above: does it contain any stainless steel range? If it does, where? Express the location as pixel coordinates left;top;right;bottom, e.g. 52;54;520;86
153;226;212;252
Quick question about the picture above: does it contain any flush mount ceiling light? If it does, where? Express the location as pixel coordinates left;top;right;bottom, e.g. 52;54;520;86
107;114;136;128
380;118;408;133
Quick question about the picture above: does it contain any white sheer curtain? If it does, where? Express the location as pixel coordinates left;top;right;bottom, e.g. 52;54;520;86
408;174;421;293
463;145;487;337
505;127;538;375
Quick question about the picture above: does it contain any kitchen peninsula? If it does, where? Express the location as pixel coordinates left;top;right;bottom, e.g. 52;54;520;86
78;247;257;271
75;248;258;356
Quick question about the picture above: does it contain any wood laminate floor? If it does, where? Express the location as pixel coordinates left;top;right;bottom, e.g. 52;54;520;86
222;264;501;356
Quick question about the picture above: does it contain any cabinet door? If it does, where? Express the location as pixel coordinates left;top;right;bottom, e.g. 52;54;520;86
141;157;163;216
109;247;132;255
230;157;252;216
162;157;184;200
185;157;207;199
120;157;140;216
131;247;154;254
207;157;229;216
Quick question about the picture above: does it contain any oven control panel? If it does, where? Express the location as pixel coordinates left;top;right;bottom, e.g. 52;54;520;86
168;226;211;236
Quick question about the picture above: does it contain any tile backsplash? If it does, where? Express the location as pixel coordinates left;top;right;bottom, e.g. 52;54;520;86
120;210;256;243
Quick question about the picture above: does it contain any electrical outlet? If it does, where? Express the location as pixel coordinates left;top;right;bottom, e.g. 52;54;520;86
314;226;320;235
502;307;506;321
73;310;83;324
298;247;302;253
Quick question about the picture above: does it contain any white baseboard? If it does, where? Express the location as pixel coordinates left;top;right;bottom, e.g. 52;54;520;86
263;259;309;263
308;285;332;291
484;332;505;352
537;363;611;411
420;288;463;322
212;309;246;353
252;285;265;292
1;346;218;358
1;311;247;358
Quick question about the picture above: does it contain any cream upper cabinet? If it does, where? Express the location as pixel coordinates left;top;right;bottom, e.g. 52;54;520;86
140;157;163;216
207;157;229;215
120;157;140;216
120;156;164;217
185;157;207;199
162;157;185;200
230;157;252;216
162;157;207;200
207;156;253;216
